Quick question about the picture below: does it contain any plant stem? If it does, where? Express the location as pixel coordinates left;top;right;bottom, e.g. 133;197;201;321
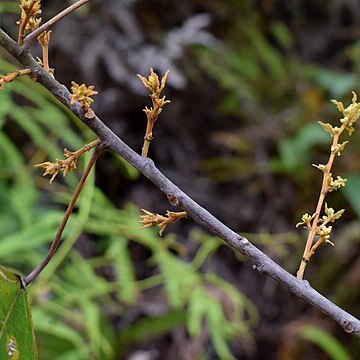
22;0;92;51
296;130;342;279
141;130;153;157
70;138;101;158
1;68;32;84
141;99;159;157
42;42;50;72
18;0;38;45
24;144;103;285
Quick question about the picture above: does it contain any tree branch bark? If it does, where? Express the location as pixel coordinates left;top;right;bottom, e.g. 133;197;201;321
1;28;359;336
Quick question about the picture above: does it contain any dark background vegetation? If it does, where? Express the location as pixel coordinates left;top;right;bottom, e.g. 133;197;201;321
1;0;360;359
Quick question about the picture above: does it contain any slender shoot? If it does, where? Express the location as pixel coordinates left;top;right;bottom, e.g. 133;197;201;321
139;209;187;236
0;68;32;89
25;144;104;285
296;92;360;279
137;68;170;157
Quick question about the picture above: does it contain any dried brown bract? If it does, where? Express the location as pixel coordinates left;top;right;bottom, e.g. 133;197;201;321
35;139;101;183
70;81;98;117
137;69;170;157
139;209;187;236
18;0;42;44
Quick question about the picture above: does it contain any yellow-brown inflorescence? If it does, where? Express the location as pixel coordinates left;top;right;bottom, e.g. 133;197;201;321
296;92;360;279
35;139;101;183
70;81;98;118
137;69;170;157
139;209;187;236
17;0;53;74
18;0;42;44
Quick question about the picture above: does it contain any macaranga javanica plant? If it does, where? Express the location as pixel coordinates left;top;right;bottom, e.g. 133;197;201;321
0;0;360;358
0;44;257;360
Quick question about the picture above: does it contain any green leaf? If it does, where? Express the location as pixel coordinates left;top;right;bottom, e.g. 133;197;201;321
191;236;221;268
0;2;19;14
277;122;329;172
117;310;186;345
0;212;63;260
0;265;37;359
107;237;138;304
187;288;207;337
314;70;359;98
206;298;236;360
343;174;360;218
298;325;352;360
271;22;294;48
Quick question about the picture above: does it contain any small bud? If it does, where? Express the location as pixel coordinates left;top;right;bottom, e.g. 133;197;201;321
318;121;335;136
312;163;327;172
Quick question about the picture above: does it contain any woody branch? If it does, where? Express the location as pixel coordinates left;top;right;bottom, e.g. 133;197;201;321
0;27;359;336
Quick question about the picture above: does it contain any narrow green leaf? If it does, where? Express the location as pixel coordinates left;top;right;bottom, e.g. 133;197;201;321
343;174;360;218
187;288;206;337
0;265;37;359
107;237;138;304
298;325;352;360
117;310;186;345
0;212;63;260
206;298;236;360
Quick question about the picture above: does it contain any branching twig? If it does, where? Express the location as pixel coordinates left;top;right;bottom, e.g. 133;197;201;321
137;69;170;157
35;138;101;183
24;144;104;285
17;0;41;45
22;0;92;51
296;95;360;279
1;28;359;335
0;68;31;89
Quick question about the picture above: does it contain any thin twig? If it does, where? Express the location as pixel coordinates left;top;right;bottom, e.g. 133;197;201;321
22;0;92;51
18;0;38;45
1;28;359;335
0;68;32;89
297;126;344;279
24;144;104;285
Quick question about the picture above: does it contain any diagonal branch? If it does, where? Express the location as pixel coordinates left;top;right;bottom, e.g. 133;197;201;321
0;28;359;336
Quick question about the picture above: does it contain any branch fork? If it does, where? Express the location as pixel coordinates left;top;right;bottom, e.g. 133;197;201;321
0;2;359;335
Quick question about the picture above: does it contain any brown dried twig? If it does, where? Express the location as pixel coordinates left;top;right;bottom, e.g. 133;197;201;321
0;68;32;89
140;209;187;235
25;144;104;285
35;138;101;183
17;0;42;45
137;69;170;157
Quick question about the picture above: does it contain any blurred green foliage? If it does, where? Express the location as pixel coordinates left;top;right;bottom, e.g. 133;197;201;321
2;0;360;358
191;2;360;357
298;325;352;360
0;59;258;359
